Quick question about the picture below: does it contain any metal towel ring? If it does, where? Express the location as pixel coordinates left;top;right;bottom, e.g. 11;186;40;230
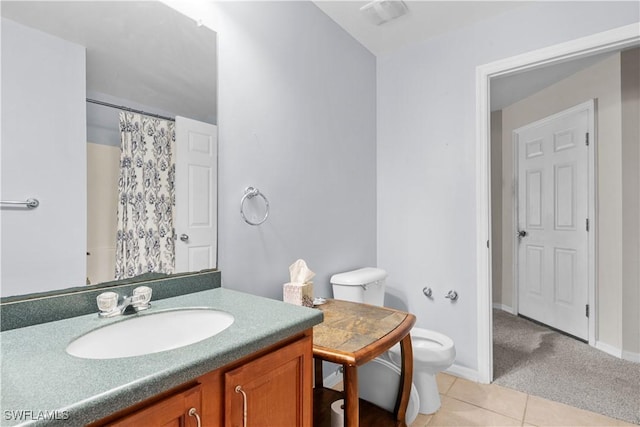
240;187;270;226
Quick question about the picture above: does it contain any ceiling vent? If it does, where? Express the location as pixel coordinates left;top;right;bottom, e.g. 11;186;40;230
360;0;408;26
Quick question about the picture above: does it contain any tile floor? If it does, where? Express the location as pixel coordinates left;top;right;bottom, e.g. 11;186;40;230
409;373;636;427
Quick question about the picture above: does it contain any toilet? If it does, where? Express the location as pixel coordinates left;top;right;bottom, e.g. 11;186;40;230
331;267;456;415
388;328;455;414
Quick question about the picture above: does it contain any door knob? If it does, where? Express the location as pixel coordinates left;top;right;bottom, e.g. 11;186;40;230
180;234;189;242
517;230;528;238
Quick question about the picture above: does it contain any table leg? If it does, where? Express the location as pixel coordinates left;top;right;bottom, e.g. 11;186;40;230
314;358;324;388
394;333;414;426
343;364;359;427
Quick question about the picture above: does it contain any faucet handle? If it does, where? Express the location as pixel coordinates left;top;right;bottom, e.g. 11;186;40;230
97;292;119;311
132;286;152;310
97;292;120;317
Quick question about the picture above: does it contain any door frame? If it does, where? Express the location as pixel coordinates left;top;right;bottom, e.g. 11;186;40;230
475;23;639;384
511;100;595;343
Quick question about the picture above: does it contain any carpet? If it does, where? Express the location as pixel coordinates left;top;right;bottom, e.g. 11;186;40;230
492;309;640;425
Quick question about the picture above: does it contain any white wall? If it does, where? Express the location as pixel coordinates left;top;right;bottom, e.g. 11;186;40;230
377;2;639;373
213;2;377;299
1;18;86;297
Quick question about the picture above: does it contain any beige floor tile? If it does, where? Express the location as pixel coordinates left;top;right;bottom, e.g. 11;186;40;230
426;395;522;426
410;413;433;427
525;394;629;426
436;372;457;395
446;378;527;421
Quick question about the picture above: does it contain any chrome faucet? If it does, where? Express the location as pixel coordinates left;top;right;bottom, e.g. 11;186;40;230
97;287;152;317
116;294;146;315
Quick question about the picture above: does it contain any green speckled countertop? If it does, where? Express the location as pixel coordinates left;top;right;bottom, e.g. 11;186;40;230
0;288;323;426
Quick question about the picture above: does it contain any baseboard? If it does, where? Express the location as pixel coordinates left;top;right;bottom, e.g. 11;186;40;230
595;341;622;358
594;341;640;363
492;303;514;314
622;350;640;363
445;363;480;383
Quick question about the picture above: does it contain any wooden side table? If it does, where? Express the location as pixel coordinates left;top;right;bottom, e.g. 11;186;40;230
312;299;416;427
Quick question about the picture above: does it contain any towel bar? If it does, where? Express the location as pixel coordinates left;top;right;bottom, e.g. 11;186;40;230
0;198;39;208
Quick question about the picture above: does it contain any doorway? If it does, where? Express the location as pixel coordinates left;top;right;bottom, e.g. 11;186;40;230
475;23;640;384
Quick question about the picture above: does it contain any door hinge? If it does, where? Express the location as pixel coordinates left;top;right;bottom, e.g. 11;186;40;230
586;218;589;232
586;304;590;318
487;240;490;249
585;132;589;146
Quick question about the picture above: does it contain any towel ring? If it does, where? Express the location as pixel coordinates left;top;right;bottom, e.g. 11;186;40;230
240;187;270;226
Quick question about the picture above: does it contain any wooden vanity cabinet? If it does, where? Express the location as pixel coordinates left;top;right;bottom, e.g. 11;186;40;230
95;330;312;427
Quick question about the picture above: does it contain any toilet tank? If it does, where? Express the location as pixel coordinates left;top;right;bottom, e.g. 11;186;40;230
330;267;387;307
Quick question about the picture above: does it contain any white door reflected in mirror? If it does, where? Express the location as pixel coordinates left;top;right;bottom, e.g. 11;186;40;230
175;117;219;273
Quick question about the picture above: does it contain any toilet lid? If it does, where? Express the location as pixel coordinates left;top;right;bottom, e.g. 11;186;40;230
357;357;420;424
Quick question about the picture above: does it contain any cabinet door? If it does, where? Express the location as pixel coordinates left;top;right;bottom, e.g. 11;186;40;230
106;384;202;427
224;335;312;427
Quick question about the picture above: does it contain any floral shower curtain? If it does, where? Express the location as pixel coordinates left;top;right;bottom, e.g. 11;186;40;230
114;112;175;280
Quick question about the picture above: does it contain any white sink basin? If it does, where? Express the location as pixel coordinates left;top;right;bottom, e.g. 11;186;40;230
66;308;234;359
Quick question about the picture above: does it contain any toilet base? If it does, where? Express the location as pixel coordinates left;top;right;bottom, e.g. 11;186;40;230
358;356;420;424
415;370;442;414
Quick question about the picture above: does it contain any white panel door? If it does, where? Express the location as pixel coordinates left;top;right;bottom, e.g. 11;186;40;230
175;117;218;272
516;102;592;340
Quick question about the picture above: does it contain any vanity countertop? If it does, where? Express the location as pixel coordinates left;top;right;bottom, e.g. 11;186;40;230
0;288;323;426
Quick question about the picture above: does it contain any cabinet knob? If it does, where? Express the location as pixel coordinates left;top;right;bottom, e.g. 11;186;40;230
235;385;248;427
188;407;201;427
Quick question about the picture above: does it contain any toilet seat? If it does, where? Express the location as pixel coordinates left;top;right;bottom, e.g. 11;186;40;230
414;338;445;350
358;357;420;425
411;328;454;350
389;328;455;368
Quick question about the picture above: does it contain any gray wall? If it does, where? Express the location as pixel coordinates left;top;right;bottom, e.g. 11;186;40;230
214;2;377;300
377;2;639;372
621;47;640;358
490;111;503;309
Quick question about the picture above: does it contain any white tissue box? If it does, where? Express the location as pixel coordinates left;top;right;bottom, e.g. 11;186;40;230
283;282;314;307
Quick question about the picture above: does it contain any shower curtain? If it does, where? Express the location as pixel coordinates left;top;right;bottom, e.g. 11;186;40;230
114;112;175;280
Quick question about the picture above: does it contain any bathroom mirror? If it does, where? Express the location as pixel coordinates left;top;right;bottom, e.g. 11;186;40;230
1;1;217;299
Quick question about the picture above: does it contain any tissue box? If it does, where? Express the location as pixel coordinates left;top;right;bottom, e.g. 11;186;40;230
283;282;314;307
